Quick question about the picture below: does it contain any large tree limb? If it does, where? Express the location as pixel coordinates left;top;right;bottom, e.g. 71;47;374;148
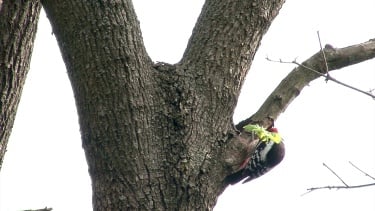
178;0;285;113
236;39;375;129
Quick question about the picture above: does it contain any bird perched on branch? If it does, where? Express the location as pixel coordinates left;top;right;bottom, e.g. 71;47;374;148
225;124;285;185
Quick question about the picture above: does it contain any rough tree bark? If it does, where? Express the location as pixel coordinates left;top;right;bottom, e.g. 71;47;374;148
40;0;285;209
1;0;375;210
0;1;41;170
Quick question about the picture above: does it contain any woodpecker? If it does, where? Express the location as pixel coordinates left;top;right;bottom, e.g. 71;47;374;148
225;126;285;185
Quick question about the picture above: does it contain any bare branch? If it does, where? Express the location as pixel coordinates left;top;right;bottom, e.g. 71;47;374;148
266;58;375;99
323;162;349;187
238;39;375;126
302;182;375;196
302;162;375;196
22;207;53;211
349;161;375;181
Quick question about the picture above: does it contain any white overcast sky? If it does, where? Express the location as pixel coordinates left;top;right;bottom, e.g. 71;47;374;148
1;0;375;210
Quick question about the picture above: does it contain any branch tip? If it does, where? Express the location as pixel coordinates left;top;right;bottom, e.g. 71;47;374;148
348;161;375;181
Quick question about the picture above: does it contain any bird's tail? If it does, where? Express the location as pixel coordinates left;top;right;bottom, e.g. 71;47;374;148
224;170;245;185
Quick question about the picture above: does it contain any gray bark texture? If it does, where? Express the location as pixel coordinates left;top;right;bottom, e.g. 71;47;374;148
1;0;375;210
0;0;41;170
41;0;285;209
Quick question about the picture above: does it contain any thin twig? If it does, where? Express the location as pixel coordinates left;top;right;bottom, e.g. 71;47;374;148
349;161;375;180
302;162;375;196
323;162;349;187
317;31;330;77
266;57;375;99
301;182;375;196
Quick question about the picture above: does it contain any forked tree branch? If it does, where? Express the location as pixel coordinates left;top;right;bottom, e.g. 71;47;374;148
236;39;375;129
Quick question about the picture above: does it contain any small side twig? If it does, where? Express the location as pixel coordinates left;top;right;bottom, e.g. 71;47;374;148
317;31;330;77
323;162;349;187
349;161;375;181
266;57;375;99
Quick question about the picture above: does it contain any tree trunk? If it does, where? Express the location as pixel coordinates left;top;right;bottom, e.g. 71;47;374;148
0;1;41;170
2;0;375;210
42;0;284;210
